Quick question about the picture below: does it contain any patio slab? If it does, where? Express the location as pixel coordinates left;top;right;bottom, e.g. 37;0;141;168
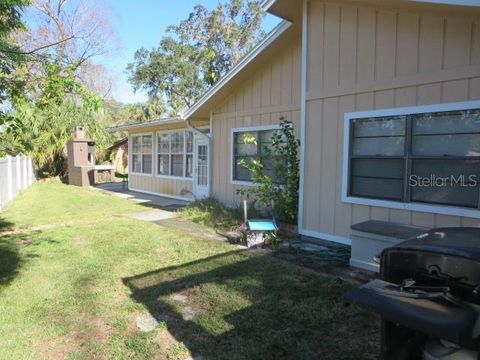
136;313;160;332
288;238;350;262
273;237;374;283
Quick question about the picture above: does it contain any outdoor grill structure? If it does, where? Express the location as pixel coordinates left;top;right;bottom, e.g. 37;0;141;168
345;227;480;360
67;127;96;187
67;127;116;187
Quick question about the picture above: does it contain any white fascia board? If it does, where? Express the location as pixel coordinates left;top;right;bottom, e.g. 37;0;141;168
261;0;278;11
412;0;480;6
180;20;292;121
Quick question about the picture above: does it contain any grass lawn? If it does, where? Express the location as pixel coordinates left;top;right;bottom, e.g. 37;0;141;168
0;181;379;360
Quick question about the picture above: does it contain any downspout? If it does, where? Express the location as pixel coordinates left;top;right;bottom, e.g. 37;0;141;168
185;115;213;197
298;0;308;233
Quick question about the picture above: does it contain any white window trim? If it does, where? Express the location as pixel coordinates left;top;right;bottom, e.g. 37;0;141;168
230;124;282;186
155;129;194;181
130;132;154;176
341;100;480;219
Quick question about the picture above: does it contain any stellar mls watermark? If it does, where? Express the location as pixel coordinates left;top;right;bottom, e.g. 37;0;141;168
409;174;478;187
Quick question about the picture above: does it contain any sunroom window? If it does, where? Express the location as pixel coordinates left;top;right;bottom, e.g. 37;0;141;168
131;135;152;174
157;131;193;178
348;108;480;208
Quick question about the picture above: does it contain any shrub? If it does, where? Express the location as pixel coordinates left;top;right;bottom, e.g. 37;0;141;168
236;117;300;224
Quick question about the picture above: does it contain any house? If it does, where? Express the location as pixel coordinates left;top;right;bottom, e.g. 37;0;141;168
108;137;128;174
112;0;480;272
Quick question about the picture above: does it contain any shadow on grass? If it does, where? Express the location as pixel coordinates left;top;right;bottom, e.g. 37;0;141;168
0;216;50;286
123;250;379;360
0;217;13;232
0;217;21;286
0;243;21;286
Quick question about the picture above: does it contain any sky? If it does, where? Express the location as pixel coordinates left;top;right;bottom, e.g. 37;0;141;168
100;1;280;104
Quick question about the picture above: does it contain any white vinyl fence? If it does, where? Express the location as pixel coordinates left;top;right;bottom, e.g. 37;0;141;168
0;156;34;210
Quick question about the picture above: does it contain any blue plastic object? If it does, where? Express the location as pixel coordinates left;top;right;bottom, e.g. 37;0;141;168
247;219;278;232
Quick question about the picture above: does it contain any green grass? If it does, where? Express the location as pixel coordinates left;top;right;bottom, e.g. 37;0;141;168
1;181;142;229
0;182;379;359
179;197;259;230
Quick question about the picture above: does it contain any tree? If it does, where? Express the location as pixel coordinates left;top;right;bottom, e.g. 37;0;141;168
76;61;116;99
127;0;265;115
0;0;29;112
0;60;111;176
0;0;116;176
13;0;117;96
20;0;114;65
105;99;167;126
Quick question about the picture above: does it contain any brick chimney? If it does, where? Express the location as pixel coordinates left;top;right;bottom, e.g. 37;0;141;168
67;127;95;187
74;126;85;140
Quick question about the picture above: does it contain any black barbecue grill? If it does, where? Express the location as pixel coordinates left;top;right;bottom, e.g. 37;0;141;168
345;227;480;360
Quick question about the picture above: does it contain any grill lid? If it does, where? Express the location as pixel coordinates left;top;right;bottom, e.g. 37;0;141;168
345;279;479;344
389;227;480;261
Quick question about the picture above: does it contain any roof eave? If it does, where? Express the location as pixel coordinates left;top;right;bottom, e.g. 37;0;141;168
108;118;182;132
261;0;278;11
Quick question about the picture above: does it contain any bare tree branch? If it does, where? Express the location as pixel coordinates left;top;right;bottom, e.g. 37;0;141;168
0;36;75;56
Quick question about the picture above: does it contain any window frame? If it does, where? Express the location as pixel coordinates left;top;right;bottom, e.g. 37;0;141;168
130;133;153;176
230;124;282;186
155;130;194;180
342;100;480;219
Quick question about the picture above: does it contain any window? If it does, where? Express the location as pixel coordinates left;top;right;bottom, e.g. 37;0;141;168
157;133;170;175
131;135;152;174
157;131;193;178
185;131;194;178
232;127;284;183
346;106;480;209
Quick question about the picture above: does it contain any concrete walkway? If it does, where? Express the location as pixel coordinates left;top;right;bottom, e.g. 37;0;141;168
93;182;188;210
124;210;177;222
94;182;237;244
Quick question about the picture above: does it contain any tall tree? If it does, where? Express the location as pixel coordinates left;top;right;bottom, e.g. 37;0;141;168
0;60;111;176
20;0;115;66
105;99;166;126
0;0;29;111
14;0;117;97
127;0;265;115
0;0;116;175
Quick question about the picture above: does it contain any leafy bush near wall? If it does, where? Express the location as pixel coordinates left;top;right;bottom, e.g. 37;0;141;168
236;117;300;224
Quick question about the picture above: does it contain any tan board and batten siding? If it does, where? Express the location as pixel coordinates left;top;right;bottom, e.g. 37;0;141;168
303;0;480;242
211;35;302;204
128;175;193;200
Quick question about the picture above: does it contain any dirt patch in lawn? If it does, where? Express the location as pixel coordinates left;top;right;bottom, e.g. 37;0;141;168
37;314;113;359
36;336;74;360
168;285;211;321
154;328;200;360
1;217;119;237
16;237;32;247
74;236;88;246
171;285;203;303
